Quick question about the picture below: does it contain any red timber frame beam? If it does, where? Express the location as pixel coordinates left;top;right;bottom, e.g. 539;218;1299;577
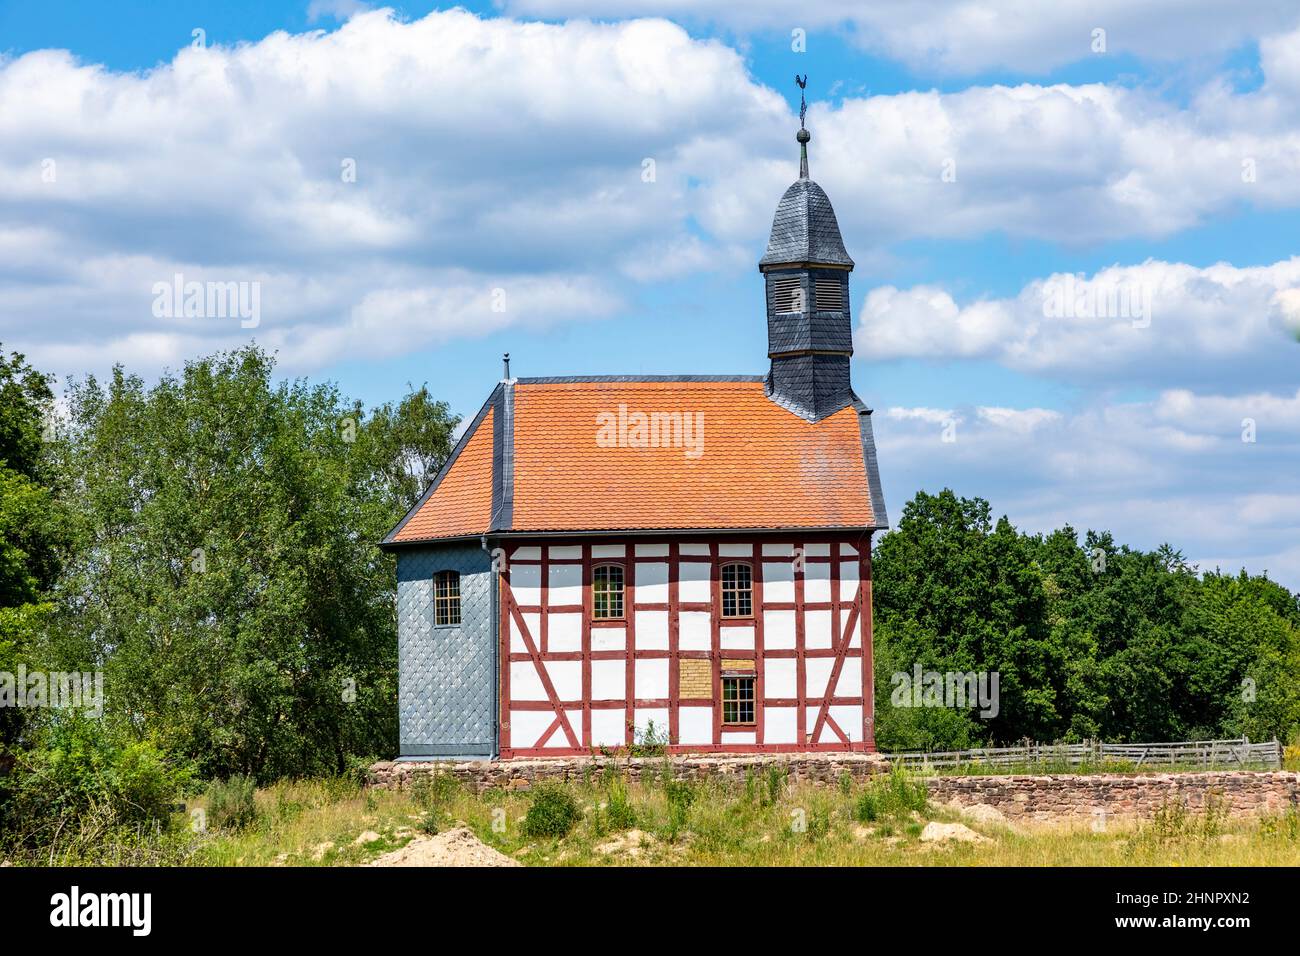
497;535;873;758
503;582;580;750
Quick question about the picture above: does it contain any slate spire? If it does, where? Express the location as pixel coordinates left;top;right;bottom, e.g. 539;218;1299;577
760;80;855;422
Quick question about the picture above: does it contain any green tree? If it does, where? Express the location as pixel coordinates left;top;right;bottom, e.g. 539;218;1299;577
0;347;66;762
48;346;456;781
873;489;1300;750
872;490;1062;748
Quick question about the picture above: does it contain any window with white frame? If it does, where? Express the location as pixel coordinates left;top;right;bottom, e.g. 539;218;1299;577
434;570;461;626
592;563;625;619
721;562;753;617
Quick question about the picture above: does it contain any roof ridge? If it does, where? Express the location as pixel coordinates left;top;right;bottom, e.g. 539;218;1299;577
515;375;767;384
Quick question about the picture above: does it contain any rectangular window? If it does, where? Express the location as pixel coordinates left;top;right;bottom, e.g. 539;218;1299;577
722;675;756;725
721;562;753;617
593;564;625;619
434;571;461;626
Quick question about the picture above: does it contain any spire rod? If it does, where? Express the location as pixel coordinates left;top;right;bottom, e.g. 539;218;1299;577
795;74;810;179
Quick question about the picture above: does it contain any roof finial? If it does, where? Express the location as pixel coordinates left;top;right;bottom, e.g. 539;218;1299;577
795;74;810;179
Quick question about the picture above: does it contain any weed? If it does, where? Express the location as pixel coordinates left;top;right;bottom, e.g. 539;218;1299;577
419;808;440;836
664;779;696;841
855;769;927;823
205;775;258;831
763;765;787;807
522;782;580;839
603;768;636;832
631;720;668;758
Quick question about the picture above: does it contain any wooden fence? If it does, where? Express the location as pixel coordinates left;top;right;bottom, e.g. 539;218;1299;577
881;737;1282;771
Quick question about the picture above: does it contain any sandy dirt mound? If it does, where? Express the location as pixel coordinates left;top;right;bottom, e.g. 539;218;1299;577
919;821;990;844
594;829;658;858
368;827;520;867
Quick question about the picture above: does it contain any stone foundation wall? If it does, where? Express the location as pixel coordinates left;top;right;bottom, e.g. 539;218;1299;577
368;757;1300;821
927;771;1300;821
369;752;891;793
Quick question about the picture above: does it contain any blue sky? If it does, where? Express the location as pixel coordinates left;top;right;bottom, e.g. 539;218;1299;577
4;1;1300;585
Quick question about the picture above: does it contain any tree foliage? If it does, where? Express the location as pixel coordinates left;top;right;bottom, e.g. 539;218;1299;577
0;348;67;761
873;489;1300;751
42;346;457;781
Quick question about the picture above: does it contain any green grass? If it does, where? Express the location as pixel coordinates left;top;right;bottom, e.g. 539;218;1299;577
7;768;1300;867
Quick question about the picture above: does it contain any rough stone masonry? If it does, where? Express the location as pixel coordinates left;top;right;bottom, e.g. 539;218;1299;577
927;770;1300;821
369;752;891;793
369;756;1300;821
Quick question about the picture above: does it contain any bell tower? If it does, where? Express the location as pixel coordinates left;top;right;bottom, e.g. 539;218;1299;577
760;78;855;421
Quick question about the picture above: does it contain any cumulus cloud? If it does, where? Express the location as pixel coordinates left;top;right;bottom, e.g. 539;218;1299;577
856;258;1300;389
0;9;782;378
756;72;1300;247
12;9;1300;381
505;0;1300;74
877;386;1300;586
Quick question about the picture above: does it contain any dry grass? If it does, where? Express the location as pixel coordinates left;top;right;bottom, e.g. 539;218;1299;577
180;768;1300;868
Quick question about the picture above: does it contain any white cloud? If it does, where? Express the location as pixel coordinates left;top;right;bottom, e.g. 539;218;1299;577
756;77;1300;248
0;10;781;378
9;9;1300;388
856;258;1300;389
307;0;373;23
505;0;1300;74
878;387;1300;587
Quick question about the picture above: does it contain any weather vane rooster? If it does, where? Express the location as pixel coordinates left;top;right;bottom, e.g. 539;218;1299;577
796;74;808;129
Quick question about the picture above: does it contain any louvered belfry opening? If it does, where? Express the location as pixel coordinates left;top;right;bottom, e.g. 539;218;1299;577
758;126;855;422
769;275;805;313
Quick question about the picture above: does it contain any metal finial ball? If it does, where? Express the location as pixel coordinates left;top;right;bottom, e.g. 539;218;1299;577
797;129;811;143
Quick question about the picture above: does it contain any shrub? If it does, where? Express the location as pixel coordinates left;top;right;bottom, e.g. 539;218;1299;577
1284;743;1300;773
108;741;188;825
344;753;379;788
522;782;580;839
0;718;187;844
855;769;928;823
419;808;440;836
205;775;258;831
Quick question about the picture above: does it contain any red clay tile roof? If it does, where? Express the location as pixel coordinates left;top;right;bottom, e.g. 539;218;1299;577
383;377;886;544
389;405;495;543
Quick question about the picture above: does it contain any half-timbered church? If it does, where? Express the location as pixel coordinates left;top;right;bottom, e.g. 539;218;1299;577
382;117;887;759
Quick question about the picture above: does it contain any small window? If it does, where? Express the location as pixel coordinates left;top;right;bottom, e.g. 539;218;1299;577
721;562;753;617
815;278;844;311
770;276;804;313
593;564;625;619
434;570;461;626
722;676;756;725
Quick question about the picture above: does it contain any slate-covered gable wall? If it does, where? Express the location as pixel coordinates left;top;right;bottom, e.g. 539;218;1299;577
397;542;497;758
